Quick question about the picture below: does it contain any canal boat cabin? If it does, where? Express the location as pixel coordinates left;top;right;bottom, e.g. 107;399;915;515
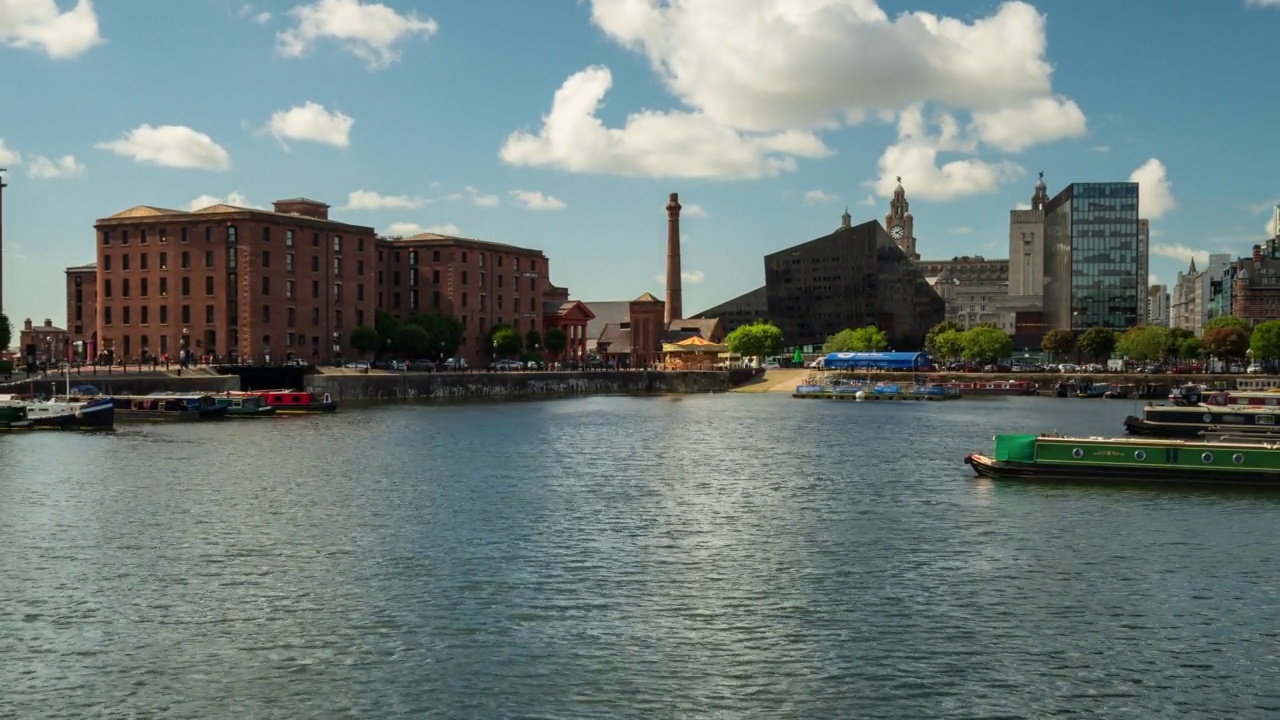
112;394;228;421
238;389;337;414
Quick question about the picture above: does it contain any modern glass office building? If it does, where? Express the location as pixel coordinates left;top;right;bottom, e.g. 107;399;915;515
1043;182;1142;331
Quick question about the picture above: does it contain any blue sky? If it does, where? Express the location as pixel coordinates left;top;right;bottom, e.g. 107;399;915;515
3;0;1280;329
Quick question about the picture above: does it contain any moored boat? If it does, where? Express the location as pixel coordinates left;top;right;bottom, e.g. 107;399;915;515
0;394;115;430
214;393;278;418
234;389;337;414
965;433;1280;486
924;376;1037;396
0;404;34;431
112;394;228;421
1124;402;1280;438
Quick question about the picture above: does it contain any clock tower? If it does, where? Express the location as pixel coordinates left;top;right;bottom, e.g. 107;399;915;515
884;177;917;260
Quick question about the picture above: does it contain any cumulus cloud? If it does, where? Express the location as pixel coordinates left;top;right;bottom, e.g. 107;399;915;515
856;194;876;207
26;154;84;178
446;185;499;207
276;0;437;70
680;203;706;217
385;221;459;237
1246;0;1280;6
1151;243;1209;265
0;0;103;59
344;189;427;210
969;96;1087;152
1130;158;1175;219
95;124;231;170
500;65;831;179
265;101;354;148
238;4;271;23
803;190;839;205
0;139;21;165
872;104;1023;201
653;270;706;285
188;192;256;210
508;190;566;210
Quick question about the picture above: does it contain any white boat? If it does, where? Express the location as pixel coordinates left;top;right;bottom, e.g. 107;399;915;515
0;394;116;430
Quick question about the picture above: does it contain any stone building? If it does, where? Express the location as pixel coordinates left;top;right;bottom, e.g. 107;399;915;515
88;198;378;364
18;318;70;365
65;262;97;361
918;256;1011;331
1171;253;1232;335
1231;242;1280;323
691;285;767;335
884;178;918;260
1147;284;1170;326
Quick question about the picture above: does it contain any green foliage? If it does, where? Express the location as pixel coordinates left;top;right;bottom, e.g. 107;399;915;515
1203;315;1251;337
931;329;966;360
543;327;568;358
375;310;402;354
924;321;962;356
1202;326;1248;358
960;326;1014;362
1250;320;1280;359
398;324;430;357
525;330;542;352
349;325;381;356
489;324;523;356
1178;337;1203;359
0;312;10;352
1041;328;1075;357
725;320;784;358
1077;326;1117;362
823;325;888;353
1115;325;1169;362
408;313;464;358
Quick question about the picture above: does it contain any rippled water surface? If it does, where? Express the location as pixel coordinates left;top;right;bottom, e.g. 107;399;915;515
2;394;1279;718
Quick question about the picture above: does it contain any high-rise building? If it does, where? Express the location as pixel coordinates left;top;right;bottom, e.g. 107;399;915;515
1147;284;1170;326
1008;172;1049;300
1043;182;1144;331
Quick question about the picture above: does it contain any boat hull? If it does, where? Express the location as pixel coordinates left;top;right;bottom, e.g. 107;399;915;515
966;452;1280;487
28;399;115;430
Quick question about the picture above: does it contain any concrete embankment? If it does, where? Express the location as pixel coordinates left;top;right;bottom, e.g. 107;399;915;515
742;368;1264;395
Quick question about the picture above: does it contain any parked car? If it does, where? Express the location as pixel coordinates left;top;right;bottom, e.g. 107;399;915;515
489;359;523;371
443;357;469;371
408;359;436;372
1247;363;1265;374
344;361;370;370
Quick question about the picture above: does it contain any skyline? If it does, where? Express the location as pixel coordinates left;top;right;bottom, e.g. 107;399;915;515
3;0;1280;328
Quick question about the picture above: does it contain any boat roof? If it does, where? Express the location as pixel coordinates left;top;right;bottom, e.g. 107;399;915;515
1031;433;1280;450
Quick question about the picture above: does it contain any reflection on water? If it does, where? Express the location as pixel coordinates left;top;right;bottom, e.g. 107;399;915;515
1;394;1279;717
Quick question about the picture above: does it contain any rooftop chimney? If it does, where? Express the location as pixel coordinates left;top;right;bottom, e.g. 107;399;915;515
665;192;682;325
23;318;32;331
1254;244;1264;262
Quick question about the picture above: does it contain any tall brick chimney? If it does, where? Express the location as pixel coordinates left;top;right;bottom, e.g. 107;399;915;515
1253;244;1263;261
665;192;682;325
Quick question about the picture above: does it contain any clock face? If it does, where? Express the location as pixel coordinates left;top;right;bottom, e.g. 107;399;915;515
890;225;905;240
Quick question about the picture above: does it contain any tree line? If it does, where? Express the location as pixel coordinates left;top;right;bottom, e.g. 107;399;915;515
348;311;571;361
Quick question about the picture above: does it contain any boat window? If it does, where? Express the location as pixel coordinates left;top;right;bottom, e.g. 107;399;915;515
1201;452;1214;463
1134;450;1146;461
1071;448;1084;459
1233;453;1245;464
1259;415;1274;425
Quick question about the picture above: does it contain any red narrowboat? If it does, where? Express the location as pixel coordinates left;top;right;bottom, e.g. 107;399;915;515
925;377;1039;396
235;389;338;414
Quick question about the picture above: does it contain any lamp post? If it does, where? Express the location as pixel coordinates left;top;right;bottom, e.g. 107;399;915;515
332;331;341;367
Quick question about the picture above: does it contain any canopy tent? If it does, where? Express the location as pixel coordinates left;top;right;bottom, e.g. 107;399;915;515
663;335;728;370
822;351;932;370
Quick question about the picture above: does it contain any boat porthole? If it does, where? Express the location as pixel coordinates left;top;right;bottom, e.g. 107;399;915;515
1203;414;1212;423
1072;448;1084;459
1201;452;1214;463
1134;450;1146;461
1233;453;1245;464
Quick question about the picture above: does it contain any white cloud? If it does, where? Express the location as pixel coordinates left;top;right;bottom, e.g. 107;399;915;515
1246;0;1280;6
265;101;354;149
385;221;459;237
276;0;437;70
1266;214;1279;238
188;192;256;210
0;0;102;59
95;124;230;170
1149;273;1161;286
950;226;973;235
681;203;706;217
803;190;838;205
509;190;566;211
872;105;1023;201
26;154;84;178
969;96;1087;152
344;189;427;210
653;270;706;285
1014;202;1032;210
856;194;876;207
1151;243;1209;265
1091;145;1110;153
0;139;21;165
238;4;270;23
500;65;831;180
1129;158;1176;219
463;186;499;207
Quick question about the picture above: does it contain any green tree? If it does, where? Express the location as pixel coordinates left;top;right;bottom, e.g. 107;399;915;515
489;324;523;357
349;325;381;359
1114;325;1169;362
409;313;464;359
961;326;1014;362
525;330;543;353
1166;327;1195;357
823;329;858;353
0;312;10;353
375;310;402;355
398;324;430;358
924;321;962;356
932;329;965;361
1041;328;1075;359
1077;326;1117;363
1203;326;1248;359
543;327;569;359
823;325;888;353
725;320;784;359
1178;337;1203;360
1203;315;1251;337
1250;320;1280;359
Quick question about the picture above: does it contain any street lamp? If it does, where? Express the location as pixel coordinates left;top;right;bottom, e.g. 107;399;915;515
332;331;341;366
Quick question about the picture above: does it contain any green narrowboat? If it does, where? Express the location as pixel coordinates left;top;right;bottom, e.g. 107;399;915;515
0;404;34;431
965;433;1280;486
214;394;278;418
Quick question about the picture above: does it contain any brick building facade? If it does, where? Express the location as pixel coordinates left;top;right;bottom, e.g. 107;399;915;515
18;318;70;365
1231;243;1280;323
65;263;97;360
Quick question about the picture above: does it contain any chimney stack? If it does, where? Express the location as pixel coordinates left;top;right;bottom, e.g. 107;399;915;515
665;192;682;325
23;318;32;331
1254;244;1264;262
43;318;52;328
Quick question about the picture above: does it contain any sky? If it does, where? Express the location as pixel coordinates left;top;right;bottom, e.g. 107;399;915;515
3;0;1280;328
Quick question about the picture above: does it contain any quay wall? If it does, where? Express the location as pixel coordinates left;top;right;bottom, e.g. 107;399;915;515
11;374;238;396
847;371;1258;390
308;370;731;402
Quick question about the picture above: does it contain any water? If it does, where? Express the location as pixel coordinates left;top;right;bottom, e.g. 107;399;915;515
2;394;1279;718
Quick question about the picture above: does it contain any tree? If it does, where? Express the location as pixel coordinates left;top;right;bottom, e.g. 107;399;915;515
1178;337;1203;360
0;312;10;353
823;325;888;353
489;324;523;357
1203;315;1251;337
1202;326;1248;359
1114;325;1169;362
1041;328;1075;359
924;321;962;356
399;324;431;358
961;326;1014;362
375;310;402;355
349;325;381;359
525;330;543;354
725;320;784;359
408;313;464;359
823;329;858;353
544;327;569;359
1077;326;1117;363
1166;327;1195;357
1250;320;1280;360
932;329;965;361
